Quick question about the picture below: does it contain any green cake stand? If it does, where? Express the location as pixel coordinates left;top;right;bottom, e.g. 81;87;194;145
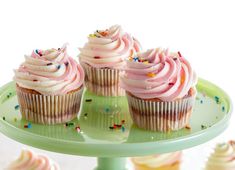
0;78;232;170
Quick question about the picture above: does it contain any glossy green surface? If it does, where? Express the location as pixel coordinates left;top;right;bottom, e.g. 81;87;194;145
0;79;232;157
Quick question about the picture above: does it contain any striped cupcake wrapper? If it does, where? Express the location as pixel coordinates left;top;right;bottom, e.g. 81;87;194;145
126;93;196;132
16;86;84;125
81;62;125;96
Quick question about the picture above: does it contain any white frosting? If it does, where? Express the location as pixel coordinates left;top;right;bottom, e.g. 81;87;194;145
205;142;235;170
132;152;181;168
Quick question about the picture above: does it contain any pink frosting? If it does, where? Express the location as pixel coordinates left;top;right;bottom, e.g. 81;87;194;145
120;48;197;101
14;44;84;95
79;25;141;69
7;150;59;170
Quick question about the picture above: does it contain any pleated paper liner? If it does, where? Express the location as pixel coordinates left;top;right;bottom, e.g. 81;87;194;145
16;86;84;125
81;62;121;85
85;81;125;96
126;92;196;132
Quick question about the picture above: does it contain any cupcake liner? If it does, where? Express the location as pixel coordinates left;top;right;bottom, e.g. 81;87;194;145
81;62;121;86
81;62;124;96
126;93;196;132
85;81;125;96
16;86;84;125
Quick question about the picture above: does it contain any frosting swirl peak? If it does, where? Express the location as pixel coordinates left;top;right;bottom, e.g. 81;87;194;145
205;142;235;170
6;150;59;170
120;48;197;101
14;44;84;95
79;25;141;69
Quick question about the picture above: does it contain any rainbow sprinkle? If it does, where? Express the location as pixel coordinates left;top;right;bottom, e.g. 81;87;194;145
147;72;156;77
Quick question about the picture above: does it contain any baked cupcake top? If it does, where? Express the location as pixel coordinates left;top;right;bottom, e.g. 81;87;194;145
79;25;141;69
120;48;197;101
132;152;182;168
205;141;235;170
6;150;59;170
14;44;84;95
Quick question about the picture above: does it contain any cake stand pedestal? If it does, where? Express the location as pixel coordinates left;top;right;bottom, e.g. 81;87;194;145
0;78;232;170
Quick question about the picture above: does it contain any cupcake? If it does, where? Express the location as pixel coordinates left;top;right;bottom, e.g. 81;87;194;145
6;149;60;170
120;48;197;132
14;44;84;124
79;25;141;96
205;141;235;170
131;151;182;170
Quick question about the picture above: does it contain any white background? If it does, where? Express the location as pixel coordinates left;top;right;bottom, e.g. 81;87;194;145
0;0;235;169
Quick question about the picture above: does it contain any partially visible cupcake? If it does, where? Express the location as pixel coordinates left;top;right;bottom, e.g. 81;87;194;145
14;44;84;124
131;151;182;170
6;150;60;170
205;141;235;170
120;48;197;132
79;25;141;96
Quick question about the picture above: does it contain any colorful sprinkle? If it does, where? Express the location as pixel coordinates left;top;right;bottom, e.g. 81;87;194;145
133;57;139;62
201;125;207;130
168;82;174;86
147;72;156;78
33;79;38;82
7;92;12;98
178;51;182;58
105;107;110;112
85;99;92;102
75;126;81;132
94;56;101;59
181;76;185;84
65;62;69;67
58;48;61;50
28;123;32;128
57;65;61;70
185;125;191;130
84;113;88;117
121;120;125;124
200;100;203;104
89;34;96;38
143;61;149;64
215;96;220;104
15;105;20;110
109;126;114;130
121;125;125;132
3;117;5;120
222;106;225;112
24;125;28;128
47;63;53;66
14;118;17;122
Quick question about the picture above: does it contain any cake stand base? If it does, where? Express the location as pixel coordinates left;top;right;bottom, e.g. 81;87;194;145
95;157;127;170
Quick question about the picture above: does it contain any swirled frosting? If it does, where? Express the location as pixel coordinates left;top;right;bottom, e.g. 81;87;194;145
6;150;60;170
79;25;141;69
14;44;84;95
132;152;181;168
205;142;235;170
120;48;197;101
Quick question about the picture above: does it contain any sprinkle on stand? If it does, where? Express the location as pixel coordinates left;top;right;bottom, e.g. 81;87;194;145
215;96;220;104
201;125;207;130
222;106;225;112
75;126;81;133
85;99;92;102
15;105;20;110
147;72;156;78
185;125;191;130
